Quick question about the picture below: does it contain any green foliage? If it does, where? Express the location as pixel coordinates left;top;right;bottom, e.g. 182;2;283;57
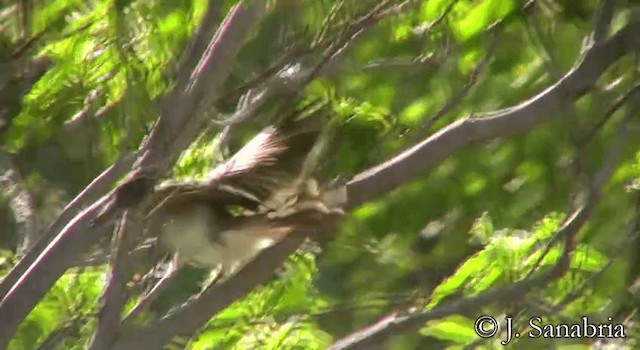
188;251;333;349
421;212;616;348
4;0;205;156
420;315;479;345
2;0;640;349
174;135;221;179
9;266;106;350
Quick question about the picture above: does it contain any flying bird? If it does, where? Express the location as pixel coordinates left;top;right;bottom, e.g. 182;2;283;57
143;107;343;273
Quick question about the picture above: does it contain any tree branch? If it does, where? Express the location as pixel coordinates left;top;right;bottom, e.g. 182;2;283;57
89;213;140;350
0;150;40;255
412;29;498;138
328;100;632;350
110;215;342;349
114;238;306;349
591;0;616;45
113;17;640;349
0;2;268;347
0;153;136;300
345;19;640;210
215;0;414;149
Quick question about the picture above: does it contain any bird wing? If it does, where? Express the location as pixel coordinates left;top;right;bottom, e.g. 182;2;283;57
205;113;325;207
220;198;345;240
146;110;325;216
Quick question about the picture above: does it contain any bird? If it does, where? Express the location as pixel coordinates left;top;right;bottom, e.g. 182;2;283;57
142;106;343;273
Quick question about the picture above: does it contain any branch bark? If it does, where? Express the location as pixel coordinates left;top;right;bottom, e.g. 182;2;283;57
111;235;309;349
1;3;638;349
111;6;640;350
328;92;632;350
0;151;40;255
113;18;640;349
0;153;136;300
0;2;268;347
345;19;640;209
89;213;140;350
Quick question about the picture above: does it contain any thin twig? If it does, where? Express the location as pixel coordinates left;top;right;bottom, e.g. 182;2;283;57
412;30;499;138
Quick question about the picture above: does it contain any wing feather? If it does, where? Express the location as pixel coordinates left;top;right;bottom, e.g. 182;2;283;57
147;104;327;217
205;114;324;205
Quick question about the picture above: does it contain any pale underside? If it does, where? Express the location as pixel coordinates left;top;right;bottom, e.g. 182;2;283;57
158;203;289;271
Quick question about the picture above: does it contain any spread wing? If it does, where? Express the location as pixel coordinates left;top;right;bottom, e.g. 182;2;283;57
147;110;326;214
149;180;261;211
205;113;325;207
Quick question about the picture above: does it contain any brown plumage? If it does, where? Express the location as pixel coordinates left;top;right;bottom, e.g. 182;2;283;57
144;110;342;271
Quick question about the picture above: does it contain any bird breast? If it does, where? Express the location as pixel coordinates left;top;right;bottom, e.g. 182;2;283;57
158;203;276;270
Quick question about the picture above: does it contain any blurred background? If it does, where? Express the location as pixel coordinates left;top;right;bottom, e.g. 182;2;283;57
1;0;640;348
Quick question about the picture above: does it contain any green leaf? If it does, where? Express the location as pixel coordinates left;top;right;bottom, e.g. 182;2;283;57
420;315;479;344
427;246;492;308
455;0;517;41
571;246;607;272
